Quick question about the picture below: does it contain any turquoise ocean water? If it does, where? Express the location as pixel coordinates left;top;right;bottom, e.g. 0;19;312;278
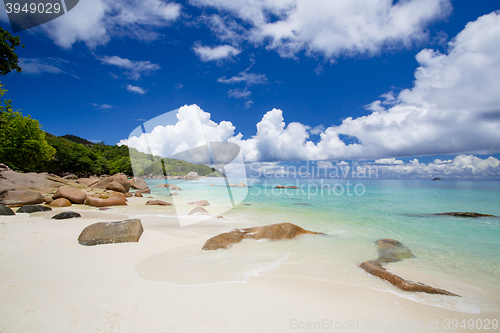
137;178;500;314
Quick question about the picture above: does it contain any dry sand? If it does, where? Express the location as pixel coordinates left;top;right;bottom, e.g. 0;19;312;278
0;201;498;332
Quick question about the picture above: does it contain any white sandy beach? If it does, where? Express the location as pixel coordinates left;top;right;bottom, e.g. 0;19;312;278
1;197;498;333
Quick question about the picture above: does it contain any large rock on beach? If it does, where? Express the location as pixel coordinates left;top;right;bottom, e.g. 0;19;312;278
0;204;15;215
202;222;323;250
433;212;496;217
0;190;44;206
187;200;210;206
63;174;78;180
135;192;143;197
16;205;52;213
146;200;172;206
237;182;247;187
76;176;101;187
91;174;131;192
106;182;126;193
49;198;72;207
52;211;81;220
185;172;199;180
135;188;150;194
129;177;148;190
53;185;86;204
0;169;59;193
375;238;414;263
78;219;144;246
358;261;460;296
84;196;127;207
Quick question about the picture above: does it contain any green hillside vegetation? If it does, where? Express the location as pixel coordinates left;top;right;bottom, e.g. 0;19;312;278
44;134;222;177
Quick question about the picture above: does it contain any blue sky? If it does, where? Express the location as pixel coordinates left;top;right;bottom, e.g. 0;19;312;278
1;0;500;179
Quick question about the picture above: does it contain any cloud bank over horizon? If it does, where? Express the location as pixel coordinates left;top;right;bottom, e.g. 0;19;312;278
119;12;500;179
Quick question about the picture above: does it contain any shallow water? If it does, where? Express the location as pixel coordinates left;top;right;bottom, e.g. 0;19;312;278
133;178;500;313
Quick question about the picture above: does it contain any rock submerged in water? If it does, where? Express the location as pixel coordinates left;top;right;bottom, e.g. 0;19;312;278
0;204;15;215
359;238;460;297
433;212;496;217
78;219;144;246
16;205;52;213
358;261;459;296
202;222;323;250
375;238;415;263
52;211;81;220
187;200;210;206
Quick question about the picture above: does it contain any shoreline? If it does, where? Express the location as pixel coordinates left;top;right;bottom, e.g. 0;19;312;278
1;197;499;332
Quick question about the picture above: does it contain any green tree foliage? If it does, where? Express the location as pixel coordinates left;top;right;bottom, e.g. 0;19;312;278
45;135;102;175
0;87;56;172
0;27;23;76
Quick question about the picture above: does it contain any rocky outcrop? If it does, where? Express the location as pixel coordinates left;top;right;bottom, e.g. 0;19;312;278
185;172;199;180
187;200;210;206
358;238;459;297
0;204;15;215
76;176;101;187
146;200;172;206
52;211;81;219
135;188;151;194
106;182;126;193
237;182;247;187
135;192;143;197
275;185;297;189
84;196;127;207
359;261;459;296
53;185;86;204
0;190;44;206
433;212;496;217
91;174;131;192
78;219;144;246
0;169;59;193
188;207;210;215
16;205;52;213
202;222;323;250
129;177;148;190
49;198;72;207
63;174;78;180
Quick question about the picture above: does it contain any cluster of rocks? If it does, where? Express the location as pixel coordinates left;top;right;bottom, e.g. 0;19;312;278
275;185;298;189
0;164;149;208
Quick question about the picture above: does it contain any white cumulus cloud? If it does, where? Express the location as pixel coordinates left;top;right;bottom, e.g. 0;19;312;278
41;0;181;49
118;104;236;157
191;0;452;59
193;44;241;62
